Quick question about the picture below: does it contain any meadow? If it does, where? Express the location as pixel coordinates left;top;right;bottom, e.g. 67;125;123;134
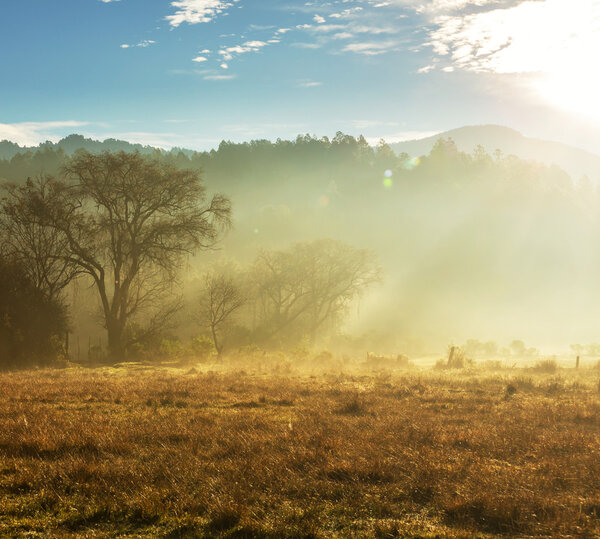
1;359;599;538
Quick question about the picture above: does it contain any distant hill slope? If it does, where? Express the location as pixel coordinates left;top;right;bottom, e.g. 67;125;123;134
391;125;600;181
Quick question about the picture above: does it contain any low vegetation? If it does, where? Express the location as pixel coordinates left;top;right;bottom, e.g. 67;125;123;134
1;363;599;537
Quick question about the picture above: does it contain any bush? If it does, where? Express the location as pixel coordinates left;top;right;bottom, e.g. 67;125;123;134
0;258;68;369
533;359;558;374
158;339;185;360
481;360;504;370
336;393;367;415
189;335;214;361
435;346;473;370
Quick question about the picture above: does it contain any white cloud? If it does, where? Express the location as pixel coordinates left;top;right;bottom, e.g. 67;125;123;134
311;24;346;33
121;40;155;49
192;56;208;62
333;32;353;39
425;0;600;119
0;121;90;147
203;74;237;80
428;0;598;74
364;130;441;144
342;40;399;55
417;64;435;73
289;4;410;56
166;0;237;27
330;7;363;18
80;131;221;150
218;40;269;61
379;0;505;12
298;80;322;87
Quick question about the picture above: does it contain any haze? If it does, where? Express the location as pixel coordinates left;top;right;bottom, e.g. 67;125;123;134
2;0;600;356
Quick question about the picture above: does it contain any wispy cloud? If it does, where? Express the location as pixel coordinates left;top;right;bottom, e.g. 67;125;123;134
288;1;412;56
81;131;221;150
421;0;600;119
121;40;156;49
0;121;90;147
342;40;400;55
298;80;323;88
218;39;269;61
365;130;441;144
426;0;598;74
203;74;237;80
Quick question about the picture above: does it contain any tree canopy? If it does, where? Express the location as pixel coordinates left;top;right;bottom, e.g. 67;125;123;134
1;151;231;361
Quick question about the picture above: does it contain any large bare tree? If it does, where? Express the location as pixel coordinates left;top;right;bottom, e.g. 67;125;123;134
1;152;231;360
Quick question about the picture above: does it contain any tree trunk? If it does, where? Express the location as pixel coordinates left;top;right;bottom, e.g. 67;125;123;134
107;319;125;363
211;325;222;361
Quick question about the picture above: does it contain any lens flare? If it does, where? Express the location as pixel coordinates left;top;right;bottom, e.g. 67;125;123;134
318;195;330;207
403;157;420;170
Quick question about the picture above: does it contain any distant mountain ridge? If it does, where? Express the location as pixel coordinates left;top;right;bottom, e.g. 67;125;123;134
3;126;599;182
391;125;600;182
0;134;189;161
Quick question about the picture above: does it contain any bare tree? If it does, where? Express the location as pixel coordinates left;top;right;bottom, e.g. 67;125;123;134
252;239;382;344
196;270;245;358
2;152;231;361
1;177;79;301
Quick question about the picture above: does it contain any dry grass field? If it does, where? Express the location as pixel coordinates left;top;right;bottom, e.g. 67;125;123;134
1;362;599;537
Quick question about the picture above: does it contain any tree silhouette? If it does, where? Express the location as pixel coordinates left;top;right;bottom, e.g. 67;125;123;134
196;268;245;358
3;152;231;361
252;239;382;344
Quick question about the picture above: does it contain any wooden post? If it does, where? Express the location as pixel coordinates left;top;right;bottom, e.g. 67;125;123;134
576;355;580;369
448;346;456;367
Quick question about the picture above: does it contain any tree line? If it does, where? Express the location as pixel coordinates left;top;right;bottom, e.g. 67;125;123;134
0;150;380;367
2;133;597;366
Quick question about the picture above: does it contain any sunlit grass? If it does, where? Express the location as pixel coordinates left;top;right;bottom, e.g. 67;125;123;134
0;363;599;537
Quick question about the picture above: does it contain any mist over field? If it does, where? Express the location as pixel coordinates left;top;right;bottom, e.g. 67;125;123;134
3;130;600;360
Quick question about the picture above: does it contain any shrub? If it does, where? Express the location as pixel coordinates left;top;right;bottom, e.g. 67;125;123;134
158;339;185;360
0;258;68;369
435;346;473;370
481;360;504;370
533;359;558;374
189;335;214;361
336;393;367;415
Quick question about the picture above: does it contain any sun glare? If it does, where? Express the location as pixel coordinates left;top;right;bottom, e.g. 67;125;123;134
536;70;600;123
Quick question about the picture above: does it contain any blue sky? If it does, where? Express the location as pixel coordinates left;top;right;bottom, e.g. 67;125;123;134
1;0;599;153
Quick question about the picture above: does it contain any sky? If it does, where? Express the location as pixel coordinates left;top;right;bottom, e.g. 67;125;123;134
1;0;599;153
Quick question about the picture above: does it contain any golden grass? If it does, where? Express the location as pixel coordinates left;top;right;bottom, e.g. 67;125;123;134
0;364;599;537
